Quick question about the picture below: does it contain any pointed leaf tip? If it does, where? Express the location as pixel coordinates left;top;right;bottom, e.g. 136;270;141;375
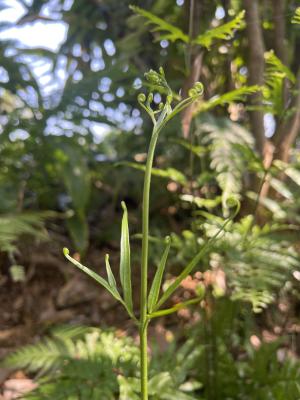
148;237;171;313
63;248;69;256
120;200;133;313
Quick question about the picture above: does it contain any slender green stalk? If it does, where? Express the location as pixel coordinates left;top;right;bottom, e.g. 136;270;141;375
140;127;160;400
63;69;205;400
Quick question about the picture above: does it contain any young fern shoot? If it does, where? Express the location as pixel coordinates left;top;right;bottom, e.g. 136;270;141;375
63;68;239;400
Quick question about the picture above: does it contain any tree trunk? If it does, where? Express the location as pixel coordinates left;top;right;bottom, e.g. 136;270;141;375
272;70;300;163
244;0;266;155
181;0;203;138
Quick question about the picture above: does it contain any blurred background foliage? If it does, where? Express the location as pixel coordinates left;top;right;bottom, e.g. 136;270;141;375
1;0;300;399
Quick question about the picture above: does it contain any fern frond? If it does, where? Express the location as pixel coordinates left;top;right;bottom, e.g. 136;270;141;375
130;6;188;43
193;11;245;48
273;159;300;186
0;212;52;253
130;6;245;49
4;326;138;375
4;336;76;375
247;342;300;398
194;86;260;115
206;216;298;311
265;51;296;83
5;328;198;400
263;50;296;116
196;116;254;216
292;7;300;24
51;325;92;340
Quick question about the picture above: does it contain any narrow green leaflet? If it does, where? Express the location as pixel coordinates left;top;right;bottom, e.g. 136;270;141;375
63;248;136;321
148;236;171;313
118;161;187;185
63;248;120;301
148;296;203;319
120;202;133;313
105;254;119;295
171;138;207;158
273;160;300;186
153;199;240;311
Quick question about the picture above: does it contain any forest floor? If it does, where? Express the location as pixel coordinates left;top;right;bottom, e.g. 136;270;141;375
1;236;300;399
0;238;189;398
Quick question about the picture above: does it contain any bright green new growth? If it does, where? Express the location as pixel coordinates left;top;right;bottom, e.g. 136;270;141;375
63;68;239;400
292;7;300;24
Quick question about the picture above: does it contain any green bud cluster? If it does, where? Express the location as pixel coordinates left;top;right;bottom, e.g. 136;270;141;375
144;69;166;88
138;93;146;103
138;68;204;127
188;82;204;98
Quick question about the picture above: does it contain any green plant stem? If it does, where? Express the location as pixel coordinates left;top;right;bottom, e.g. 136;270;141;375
140;126;160;400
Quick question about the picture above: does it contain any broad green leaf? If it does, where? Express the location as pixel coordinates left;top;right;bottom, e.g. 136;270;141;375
63;248;121;301
148;236;171;313
105;254;120;296
54;144;90;213
66;213;89;256
120;202;133;313
193;11;245;48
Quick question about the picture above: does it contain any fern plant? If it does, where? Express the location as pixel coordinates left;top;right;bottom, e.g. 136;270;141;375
131;6;245;49
5;327;139;400
194;115;255;216
0;212;51;254
4;326;202;399
201;214;298;312
0;211;53;282
263;50;296;117
292;7;300;24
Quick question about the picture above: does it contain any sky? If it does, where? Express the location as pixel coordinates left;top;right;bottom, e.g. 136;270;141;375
0;0;69;95
0;0;67;51
0;0;114;140
0;0;275;138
